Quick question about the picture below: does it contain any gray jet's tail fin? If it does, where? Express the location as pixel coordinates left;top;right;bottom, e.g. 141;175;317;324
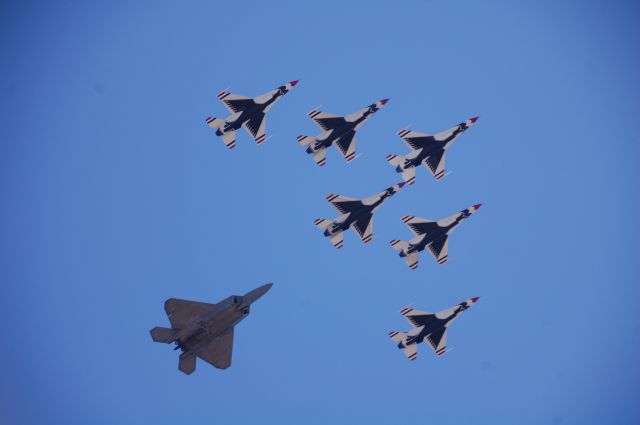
150;326;175;343
179;353;196;375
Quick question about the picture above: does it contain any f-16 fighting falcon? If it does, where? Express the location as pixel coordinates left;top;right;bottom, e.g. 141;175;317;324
297;99;389;166
205;81;298;149
390;204;481;269
150;283;273;374
388;297;480;361
386;117;479;184
314;182;405;249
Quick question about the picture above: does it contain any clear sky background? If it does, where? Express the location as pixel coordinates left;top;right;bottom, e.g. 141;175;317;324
2;1;639;424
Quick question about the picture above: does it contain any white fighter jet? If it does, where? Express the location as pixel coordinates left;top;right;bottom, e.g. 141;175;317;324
205;81;298;149
297;99;389;166
389;297;480;361
387;117;478;184
314;182;405;249
390;204;481;269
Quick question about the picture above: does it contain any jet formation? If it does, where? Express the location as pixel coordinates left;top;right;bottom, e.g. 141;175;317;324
314;182;405;249
389;297;480;361
391;204;481;269
297;99;389;166
150;284;272;374
161;82;486;373
206;81;298;149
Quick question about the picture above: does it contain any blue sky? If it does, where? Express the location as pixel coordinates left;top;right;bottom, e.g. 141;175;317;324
2;1;639;424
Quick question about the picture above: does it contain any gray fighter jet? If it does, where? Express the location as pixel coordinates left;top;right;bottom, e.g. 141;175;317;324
150;283;273;374
389;297;480;361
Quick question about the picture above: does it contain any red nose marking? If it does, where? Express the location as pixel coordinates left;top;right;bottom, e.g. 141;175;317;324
473;204;482;210
397;182;406;188
470;116;479;123
471;297;480;303
380;98;389;105
290;80;299;86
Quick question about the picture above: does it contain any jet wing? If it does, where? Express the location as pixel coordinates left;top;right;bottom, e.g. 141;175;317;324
242;112;267;144
397;129;437;151
164;298;215;328
424;149;446;181
308;109;346;131
400;306;435;328
427;236;449;265
401;215;439;236
425;328;448;356
334;130;357;162
326;193;362;214
351;213;373;244
197;328;234;370
217;91;255;114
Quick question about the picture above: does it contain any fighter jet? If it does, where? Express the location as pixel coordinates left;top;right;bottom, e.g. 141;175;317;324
314;182;405;249
205;81;298;149
390;204;481;269
386;117;479;185
389;297;480;361
297;99;389;166
150;283;272;375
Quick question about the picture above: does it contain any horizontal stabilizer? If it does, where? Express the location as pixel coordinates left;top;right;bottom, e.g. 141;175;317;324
386;154;404;167
401;168;416;185
329;232;344;249
314;218;332;230
179;353;196;375
296;134;316;147
390;239;409;252
205;117;225;129
150;326;175;343
403;343;418;361
404;252;419;270
312;148;326;167
222;130;236;149
388;330;408;343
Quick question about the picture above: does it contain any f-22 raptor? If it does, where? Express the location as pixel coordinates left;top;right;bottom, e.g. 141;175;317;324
387;117;478;185
206;81;298;149
389;297;480;361
314;182;405;249
150;283;272;374
297;99;389;166
391;204;481;269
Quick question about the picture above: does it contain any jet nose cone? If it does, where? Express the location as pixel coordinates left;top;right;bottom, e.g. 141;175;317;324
397;181;406;188
289;80;299;87
470;116;479;123
244;283;274;304
473;204;482;210
380;98;389;105
471;296;480;303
